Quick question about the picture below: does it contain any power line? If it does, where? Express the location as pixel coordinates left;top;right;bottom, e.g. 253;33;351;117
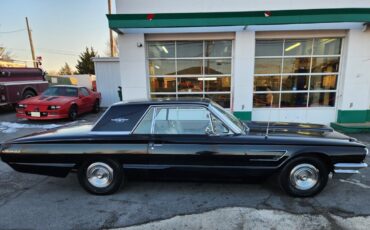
0;28;26;34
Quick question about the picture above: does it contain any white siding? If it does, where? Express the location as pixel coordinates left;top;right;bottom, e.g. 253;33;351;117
93;58;121;107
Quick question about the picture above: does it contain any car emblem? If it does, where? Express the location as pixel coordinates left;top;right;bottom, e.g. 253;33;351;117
35;107;39;112
111;118;129;123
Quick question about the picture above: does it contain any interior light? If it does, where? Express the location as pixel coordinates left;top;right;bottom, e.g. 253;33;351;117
197;77;217;81
161;46;168;53
154;65;160;69
285;42;301;52
322;38;336;45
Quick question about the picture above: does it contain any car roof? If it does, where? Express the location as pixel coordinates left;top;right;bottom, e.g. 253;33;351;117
112;97;212;107
50;85;80;88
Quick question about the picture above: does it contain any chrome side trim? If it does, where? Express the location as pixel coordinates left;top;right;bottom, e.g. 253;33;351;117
334;163;368;174
9;162;75;167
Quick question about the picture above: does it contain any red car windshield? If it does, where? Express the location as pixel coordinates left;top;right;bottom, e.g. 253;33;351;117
42;87;78;97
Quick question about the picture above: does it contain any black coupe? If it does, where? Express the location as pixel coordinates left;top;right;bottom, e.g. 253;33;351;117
0;98;368;197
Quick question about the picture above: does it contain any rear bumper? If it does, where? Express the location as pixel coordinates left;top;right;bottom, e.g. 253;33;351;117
334;163;368;174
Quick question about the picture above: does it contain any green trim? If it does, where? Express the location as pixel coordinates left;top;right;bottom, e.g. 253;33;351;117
107;8;370;29
337;110;370;123
233;111;252;121
331;122;370;134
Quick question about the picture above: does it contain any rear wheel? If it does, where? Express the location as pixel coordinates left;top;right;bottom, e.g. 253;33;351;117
22;90;36;99
279;156;328;197
78;159;124;195
68;105;78;121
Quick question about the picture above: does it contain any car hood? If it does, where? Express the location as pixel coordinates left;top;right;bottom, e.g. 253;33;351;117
19;95;76;106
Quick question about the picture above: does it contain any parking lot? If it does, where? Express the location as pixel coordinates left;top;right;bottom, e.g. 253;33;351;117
1;107;370;230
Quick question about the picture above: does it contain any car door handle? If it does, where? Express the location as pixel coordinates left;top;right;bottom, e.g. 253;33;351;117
149;143;163;149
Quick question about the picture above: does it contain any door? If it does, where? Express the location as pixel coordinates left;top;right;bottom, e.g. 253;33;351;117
78;87;93;112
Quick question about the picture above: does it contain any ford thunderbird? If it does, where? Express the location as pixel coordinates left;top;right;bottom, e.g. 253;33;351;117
1;98;368;197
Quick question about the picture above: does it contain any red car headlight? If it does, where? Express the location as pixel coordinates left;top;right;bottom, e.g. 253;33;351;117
48;105;61;110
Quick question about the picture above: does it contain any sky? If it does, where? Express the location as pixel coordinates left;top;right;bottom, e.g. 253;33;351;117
0;0;115;72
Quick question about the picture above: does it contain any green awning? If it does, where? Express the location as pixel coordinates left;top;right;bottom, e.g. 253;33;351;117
107;8;370;31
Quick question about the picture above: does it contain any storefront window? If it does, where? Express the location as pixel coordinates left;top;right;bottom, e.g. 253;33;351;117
253;38;341;108
147;40;232;108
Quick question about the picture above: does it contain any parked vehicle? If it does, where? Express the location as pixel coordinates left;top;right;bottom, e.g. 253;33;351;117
0;67;48;107
1;98;367;197
16;85;101;120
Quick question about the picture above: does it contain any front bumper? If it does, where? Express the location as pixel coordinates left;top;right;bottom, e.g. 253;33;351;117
334;162;368;174
16;110;69;120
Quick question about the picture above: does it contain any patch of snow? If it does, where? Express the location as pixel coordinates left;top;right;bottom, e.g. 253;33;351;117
0;122;61;133
339;178;370;189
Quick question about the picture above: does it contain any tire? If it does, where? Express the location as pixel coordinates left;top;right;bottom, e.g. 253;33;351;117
279;156;328;197
93;100;100;113
22;90;36;99
68;105;78;121
78;158;124;195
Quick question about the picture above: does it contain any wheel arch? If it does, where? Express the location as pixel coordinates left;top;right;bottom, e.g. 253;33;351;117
22;87;37;97
287;151;334;172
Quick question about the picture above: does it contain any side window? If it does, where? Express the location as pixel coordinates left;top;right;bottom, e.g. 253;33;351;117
211;114;230;135
154;107;211;135
79;88;90;96
133;108;154;134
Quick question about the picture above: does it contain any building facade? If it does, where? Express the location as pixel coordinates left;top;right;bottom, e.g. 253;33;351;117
108;0;370;125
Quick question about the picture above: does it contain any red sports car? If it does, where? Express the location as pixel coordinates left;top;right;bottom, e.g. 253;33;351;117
16;85;101;120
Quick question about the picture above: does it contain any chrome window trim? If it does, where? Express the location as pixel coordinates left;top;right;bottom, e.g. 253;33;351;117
208;104;243;134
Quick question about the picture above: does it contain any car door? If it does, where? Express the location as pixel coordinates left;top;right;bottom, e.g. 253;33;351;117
78;87;92;113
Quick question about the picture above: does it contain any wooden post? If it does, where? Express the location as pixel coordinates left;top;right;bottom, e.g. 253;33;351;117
25;17;37;68
108;0;114;57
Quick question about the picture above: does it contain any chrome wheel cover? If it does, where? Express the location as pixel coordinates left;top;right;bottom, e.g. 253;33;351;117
290;163;319;190
86;162;114;188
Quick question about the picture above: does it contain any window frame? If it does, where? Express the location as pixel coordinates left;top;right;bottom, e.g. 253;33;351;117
146;40;233;108
253;37;342;109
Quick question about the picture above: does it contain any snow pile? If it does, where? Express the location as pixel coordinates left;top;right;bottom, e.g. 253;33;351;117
0;122;61;133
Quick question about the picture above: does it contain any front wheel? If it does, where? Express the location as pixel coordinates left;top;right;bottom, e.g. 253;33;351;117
78;159;124;195
68;105;78;121
279;156;328;197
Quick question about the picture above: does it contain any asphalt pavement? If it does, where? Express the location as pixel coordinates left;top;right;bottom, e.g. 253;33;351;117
0;107;370;230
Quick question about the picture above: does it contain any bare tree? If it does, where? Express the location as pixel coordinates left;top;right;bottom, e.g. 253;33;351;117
0;47;13;60
104;35;119;57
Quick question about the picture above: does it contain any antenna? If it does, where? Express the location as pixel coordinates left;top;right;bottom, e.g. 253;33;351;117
265;92;273;138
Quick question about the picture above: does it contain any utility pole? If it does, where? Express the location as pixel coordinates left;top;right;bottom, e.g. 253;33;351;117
25;17;37;68
108;0;114;57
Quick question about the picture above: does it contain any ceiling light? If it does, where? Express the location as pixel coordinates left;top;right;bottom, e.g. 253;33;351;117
154;65;160;69
161;46;168;53
285;42;301;52
197;77;217;81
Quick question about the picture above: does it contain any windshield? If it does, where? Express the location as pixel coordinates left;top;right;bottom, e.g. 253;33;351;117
210;102;247;133
42;87;78;97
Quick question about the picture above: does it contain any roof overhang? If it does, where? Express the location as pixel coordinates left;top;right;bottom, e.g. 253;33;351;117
107;8;370;34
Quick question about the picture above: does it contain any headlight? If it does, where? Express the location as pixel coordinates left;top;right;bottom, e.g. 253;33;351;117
18;104;27;108
48;105;61;110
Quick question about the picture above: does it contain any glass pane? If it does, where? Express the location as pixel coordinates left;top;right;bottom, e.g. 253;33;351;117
134;108;154;134
310;75;337;90
281;75;308;91
283;58;310;73
255;58;282;74
149;60;176;75
309;92;336;107
254;76;281;91
255;40;283;56
204;59;231;75
178;77;203;92
178;94;203;98
253;93;279;108
205;94;230;108
313;38;341;55
148;41;175;58
154;107;211;135
150;77;176;92
204;76;231;92
206;40;232;57
311;57;340;73
284;39;313;56
177;41;203;57
177;59;203;75
280;93;307;107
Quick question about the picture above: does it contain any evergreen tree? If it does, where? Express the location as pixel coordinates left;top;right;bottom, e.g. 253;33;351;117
76;47;97;74
59;62;73;75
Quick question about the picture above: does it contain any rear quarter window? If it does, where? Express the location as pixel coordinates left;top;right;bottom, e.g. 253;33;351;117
92;104;148;132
